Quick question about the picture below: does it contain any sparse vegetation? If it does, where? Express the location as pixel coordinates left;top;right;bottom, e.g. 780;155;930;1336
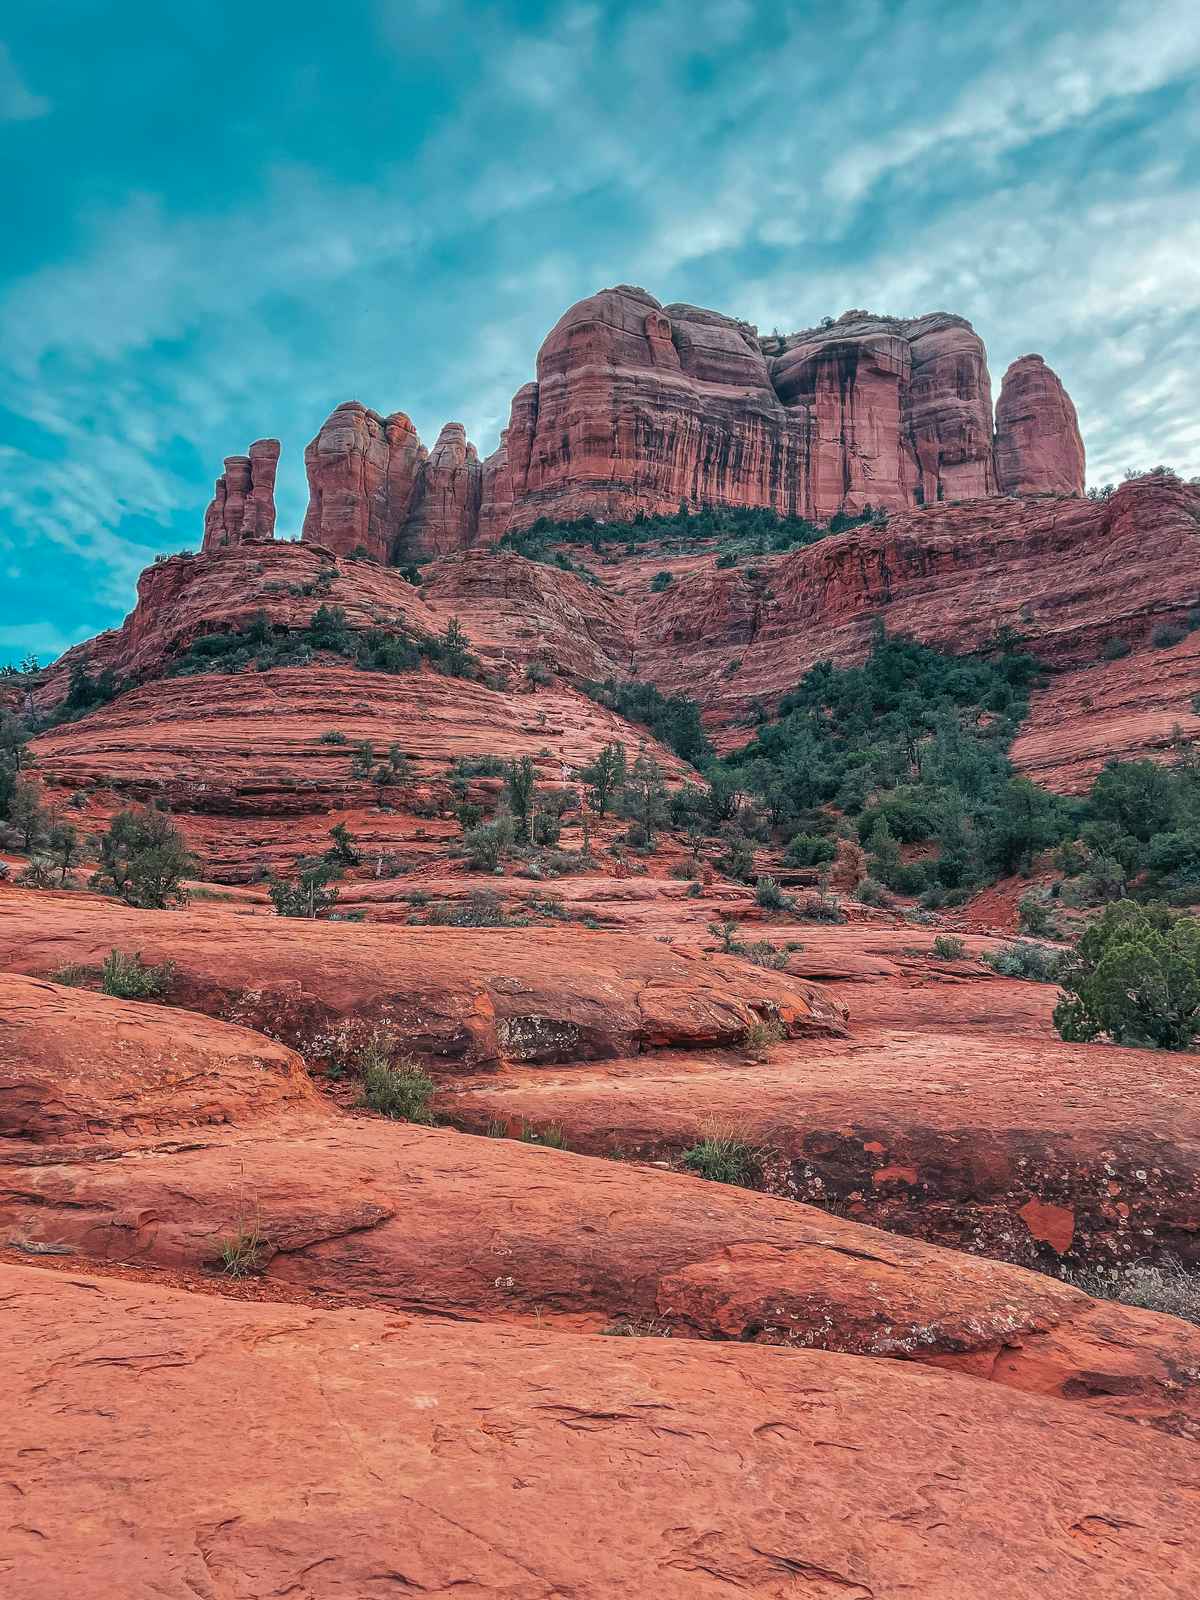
358;1046;436;1123
214;1224;267;1278
1054;900;1200;1049
982;941;1066;983
100;949;175;1000
92;807;195;909
932;934;967;960
1063;1256;1200;1325
680;1128;762;1187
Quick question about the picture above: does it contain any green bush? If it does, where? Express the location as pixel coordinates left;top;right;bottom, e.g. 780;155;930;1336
100;949;175;1000
92;807;195;909
932;935;966;960
754;874;794;910
359;1056;436;1123
1101;638;1131;660
649;570;673;592
784;832;836;868
680;1130;762;1187
1054;900;1200;1049
1152;623;1187;649
982;941;1066;983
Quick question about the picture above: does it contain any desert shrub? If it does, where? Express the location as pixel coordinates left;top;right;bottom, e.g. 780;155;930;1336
92;807;194;909
754;874;794;911
451;755;507;779
717;830;756;883
51;963;90;988
525;660;553;687
784;832;836;868
1063;1257;1200;1325
741;1019;787;1053
1018;894;1056;937
1054;900;1200;1049
100;949;175;1000
855;877;886;905
426;890;508;927
269;861;340;917
532;809;561;847
325;823;360;866
17;855;57;889
981;941;1066;983
797;891;846;923
462;818;515;871
649;570;673;591
932;934;967;960
1101;637;1131;660
581;742;627;816
735;940;791;970
1152;623;1187;649
518;1122;567;1148
359;1051;436;1123
318;729;348;744
680;1129;762;1187
579;677;712;765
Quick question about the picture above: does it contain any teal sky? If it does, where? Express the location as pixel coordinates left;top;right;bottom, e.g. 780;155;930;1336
2;0;1199;664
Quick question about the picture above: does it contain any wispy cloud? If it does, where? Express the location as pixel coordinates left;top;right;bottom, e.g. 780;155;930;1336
0;42;49;122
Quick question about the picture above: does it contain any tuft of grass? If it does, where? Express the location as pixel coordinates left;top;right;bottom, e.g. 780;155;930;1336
100;949;175;1000
741;1018;786;1055
214;1225;267;1278
518;1122;567;1149
602;1316;673;1337
932;934;967;961
1063;1257;1200;1326
680;1127;763;1187
359;1054;436;1123
51;963;91;989
484;1119;508;1138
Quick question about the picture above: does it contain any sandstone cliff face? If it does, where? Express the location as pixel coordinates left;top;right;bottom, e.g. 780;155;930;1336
295;287;1083;560
201;437;279;550
300;402;426;562
995;354;1086;496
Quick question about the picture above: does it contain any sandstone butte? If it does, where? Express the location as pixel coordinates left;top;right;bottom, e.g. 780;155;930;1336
206;284;1087;563
6;285;1200;1596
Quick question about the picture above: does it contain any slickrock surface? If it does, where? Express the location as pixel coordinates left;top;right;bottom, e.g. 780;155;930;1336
420;546;633;680
0;973;317;1144
995;355;1086;497
3;1264;1198;1598
442;1019;1200;1269
0;893;846;1065
201;436;280;550
29;667;687;819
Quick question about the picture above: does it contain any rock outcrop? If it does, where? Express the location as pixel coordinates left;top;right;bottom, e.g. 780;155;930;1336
8;1264;1198;1597
201;436;279;550
295;287;1084;561
300;402;426;562
995;354;1086;496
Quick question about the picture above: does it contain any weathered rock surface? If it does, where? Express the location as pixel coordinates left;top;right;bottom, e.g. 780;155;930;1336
995;355;1086;497
0;892;846;1065
201;436;280;550
300;401;426;562
442;1000;1200;1269
33;538;438;710
630;474;1200;752
6;1264;1197;1598
400;422;482;560
0;972;317;1145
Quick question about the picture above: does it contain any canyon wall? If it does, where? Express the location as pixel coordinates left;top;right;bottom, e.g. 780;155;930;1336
292;286;1084;561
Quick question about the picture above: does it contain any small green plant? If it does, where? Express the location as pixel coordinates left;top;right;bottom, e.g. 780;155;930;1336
51;963;90;988
737;940;791;970
741;1018;787;1054
1018;893;1056;937
100;949;175;1000
359;1055;436;1123
1152;623;1187;649
932;934;966;960
214;1224;267;1278
518;1122;567;1148
680;1127;762;1187
649;570;673;592
982;941;1066;983
318;729;349;744
1101;637;1131;660
754;874;794;911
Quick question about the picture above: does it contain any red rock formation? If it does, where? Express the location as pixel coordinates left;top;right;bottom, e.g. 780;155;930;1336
0;894;847;1065
10;1263;1199;1597
35;538;439;708
300;401;426;561
628;474;1200;756
201;436;279;550
995;354;1086;496
294;289;1083;554
399;422;482;559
